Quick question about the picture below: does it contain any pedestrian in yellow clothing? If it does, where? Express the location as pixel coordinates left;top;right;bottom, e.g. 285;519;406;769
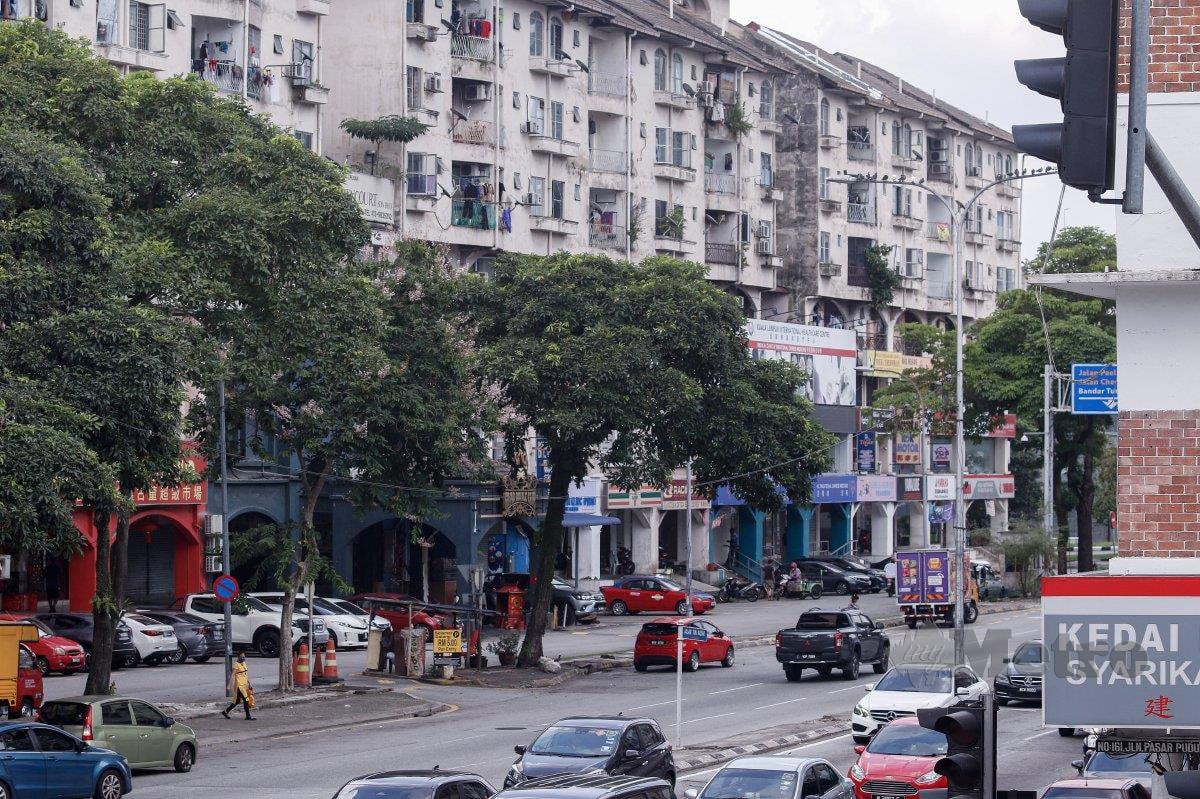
222;653;257;720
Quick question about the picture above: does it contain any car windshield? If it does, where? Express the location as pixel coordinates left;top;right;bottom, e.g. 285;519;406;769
314;598;348;615
875;668;953;694
553;579;572;590
867;725;948;757
40;702;89;726
335;601;370;616
243;597;275;612
701;768;798;799
337;787;434;799
843;557;872;570
27;619;53;636
1012;643;1044;665
176;613;210;626
1086;753;1154;773
1043;790;1125;799
529;725;621;757
797;613;847;630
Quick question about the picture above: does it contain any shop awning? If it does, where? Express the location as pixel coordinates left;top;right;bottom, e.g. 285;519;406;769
563;512;621;527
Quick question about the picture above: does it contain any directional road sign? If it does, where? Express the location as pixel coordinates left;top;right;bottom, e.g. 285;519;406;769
1071;363;1118;415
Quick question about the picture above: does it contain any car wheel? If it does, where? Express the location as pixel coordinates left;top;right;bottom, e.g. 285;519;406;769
683;650;700;673
675;600;689;615
843;652;860;680
255;629;282;658
666;773;676;789
810;586;823;600
995;698;1008;707
784;665;802;682
721;647;735;667
174;741;196;773
192;655;211;664
965;602;980;624
873;647;889;674
610;600;629;616
34;656;50;676
1059;727;1075;737
95;768;123;799
167;645;187;665
634;661;648;673
144;655;163;667
906;618;918;630
816;665;833;679
835;581;850;596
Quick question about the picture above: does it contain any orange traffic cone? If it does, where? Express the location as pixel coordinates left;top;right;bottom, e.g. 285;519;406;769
293;642;310;687
323;638;339;680
312;643;325;678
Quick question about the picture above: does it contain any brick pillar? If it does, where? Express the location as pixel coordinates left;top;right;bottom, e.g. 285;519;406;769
1117;410;1200;557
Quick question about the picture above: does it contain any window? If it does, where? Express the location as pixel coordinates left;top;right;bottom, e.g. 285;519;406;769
529;177;546;217
0;730;34;752
550;101;564;140
671;52;684;93
406;66;422;110
997;266;1017;294
128;1;164;51
461;783;491;799
671;131;689;168
97;0;120;43
292;40;314;82
573;29;580;48
132;701;165;726
550;180;564;219
528;96;546;134
655;128;668;164
407;153;435;195
406;0;423;23
904;248;923;277
908;127;923;158
292;131;314;150
819;232;831;263
653;49;667;91
760;153;773;187
190;597;221;615
819;97;830;136
892;186;912;217
549;16;563;58
819;167;831;199
892;120;904;155
635;724;659;750
33;728;76;752
273;34;284;54
529;11;544;57
759;79;774;120
512;11;519;29
434;785;458;799
102;701;134;725
901;123;913;157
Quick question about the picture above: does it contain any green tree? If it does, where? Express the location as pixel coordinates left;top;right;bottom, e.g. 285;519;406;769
864;245;901;310
866;323;959;436
466;254;833;666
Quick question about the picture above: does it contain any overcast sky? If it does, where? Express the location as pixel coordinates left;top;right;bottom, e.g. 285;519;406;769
733;0;1117;259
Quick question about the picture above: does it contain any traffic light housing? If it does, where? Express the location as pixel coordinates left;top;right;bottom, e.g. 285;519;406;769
916;696;995;799
1012;0;1120;196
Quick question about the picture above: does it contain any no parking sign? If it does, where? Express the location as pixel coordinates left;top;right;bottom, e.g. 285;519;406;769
213;574;240;603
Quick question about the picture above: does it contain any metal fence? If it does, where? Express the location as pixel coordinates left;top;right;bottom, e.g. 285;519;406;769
451;34;493;62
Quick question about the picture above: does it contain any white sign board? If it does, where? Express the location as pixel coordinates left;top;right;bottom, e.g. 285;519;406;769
745;320;857;406
345;171;396;226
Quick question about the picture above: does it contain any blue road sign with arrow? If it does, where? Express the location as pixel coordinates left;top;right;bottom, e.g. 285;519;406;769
1071;363;1118;415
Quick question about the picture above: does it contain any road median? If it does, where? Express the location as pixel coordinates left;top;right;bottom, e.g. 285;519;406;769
674;716;848;772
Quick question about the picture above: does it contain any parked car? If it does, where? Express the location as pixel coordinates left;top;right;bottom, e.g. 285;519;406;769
848;717;948;799
850;664;989;744
39;695;198;773
1041;778;1150;799
174;593;325;657
333;770;495;799
252;594;368;650
498;775;671;799
0;720;133;798
119;614;178;667
994;639;1043;705
800;557;887;594
776;609;889;682
552;579;604;624
327;598;392;632
32;613;139;669
634;618;734;673
686;755;851;799
349;593;450;637
1072;751;1154;789
601;576;715;617
136;610;225;665
506;716;676;788
4;646;43;720
0;614;86;675
797;563;872;597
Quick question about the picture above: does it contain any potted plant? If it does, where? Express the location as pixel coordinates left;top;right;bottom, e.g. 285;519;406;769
487;633;521;666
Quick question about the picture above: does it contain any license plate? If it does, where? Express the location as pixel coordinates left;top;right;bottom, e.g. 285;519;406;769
800;654;818;660
874;794;905;799
1019;687;1038;693
651;639;666;645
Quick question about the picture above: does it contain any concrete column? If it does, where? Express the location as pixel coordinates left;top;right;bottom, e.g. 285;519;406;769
737;506;765;568
908;502;930;549
871;503;896;558
990;499;1009;536
786;506;813;561
690;510;710;574
829;504;852;553
631;508;662;572
574;526;601;580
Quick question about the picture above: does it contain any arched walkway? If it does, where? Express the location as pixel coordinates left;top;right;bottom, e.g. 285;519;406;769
127;513;201;607
228;512;282;590
352;520;456;601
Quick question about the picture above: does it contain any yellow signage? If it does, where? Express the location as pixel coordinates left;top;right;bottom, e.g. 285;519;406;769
864;350;933;377
432;629;462;654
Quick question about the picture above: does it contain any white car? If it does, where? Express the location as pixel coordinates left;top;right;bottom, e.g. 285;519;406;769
178;593;325;657
328;599;392;632
121;613;179;666
251;593;370;649
685;755;853;799
850;663;990;743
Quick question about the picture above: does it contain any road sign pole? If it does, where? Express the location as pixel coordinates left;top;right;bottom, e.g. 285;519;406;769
218;377;233;688
675;627;683;747
1044;365;1056;558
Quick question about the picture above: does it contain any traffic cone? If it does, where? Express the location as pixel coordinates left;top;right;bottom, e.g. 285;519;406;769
312;643;325;678
323;638;339;680
294;642;310;687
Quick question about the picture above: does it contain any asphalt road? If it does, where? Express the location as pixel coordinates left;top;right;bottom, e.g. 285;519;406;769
114;607;1059;799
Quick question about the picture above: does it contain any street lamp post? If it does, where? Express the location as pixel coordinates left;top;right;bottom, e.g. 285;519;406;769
829;167;1055;666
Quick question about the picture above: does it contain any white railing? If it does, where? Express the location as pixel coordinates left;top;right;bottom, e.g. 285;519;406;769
589;149;628;173
706;242;739;265
927;280;954;300
451;34;493;62
589;222;626;250
453;120;495;146
588;71;626;97
847;203;875;224
705;172;736;195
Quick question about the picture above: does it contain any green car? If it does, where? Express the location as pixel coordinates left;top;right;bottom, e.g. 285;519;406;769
38;695;198;772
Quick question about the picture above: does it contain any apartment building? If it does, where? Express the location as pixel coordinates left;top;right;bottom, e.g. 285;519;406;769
15;0;326;147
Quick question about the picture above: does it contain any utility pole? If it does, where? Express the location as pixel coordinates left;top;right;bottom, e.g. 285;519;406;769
676;459;693;748
1043;365;1056;550
218;378;233;688
952;204;967;669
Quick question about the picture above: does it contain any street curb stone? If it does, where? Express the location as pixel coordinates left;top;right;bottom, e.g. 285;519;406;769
674;717;847;772
162;684;396;720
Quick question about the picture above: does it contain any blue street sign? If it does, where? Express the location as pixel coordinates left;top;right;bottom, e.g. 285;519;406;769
213;574;240;603
680;625;707;642
1071;363;1118;415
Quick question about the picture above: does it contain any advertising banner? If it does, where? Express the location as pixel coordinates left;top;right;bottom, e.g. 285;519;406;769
931;441;952;473
745;319;857;406
811;474;857;504
856;432;877;474
857;474;897;503
345;171;396;226
862;350;933;378
925;474;957;501
896;552;923;603
895;550;950;604
962;474;1016;500
894;433;922;467
987;413;1018;438
565;478;603;515
897;475;924;502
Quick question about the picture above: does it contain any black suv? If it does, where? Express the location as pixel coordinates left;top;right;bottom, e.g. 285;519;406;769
506;717;675;788
333;771;495;799
800;556;886;593
796;562;873;596
498;775;671;799
34;612;139;668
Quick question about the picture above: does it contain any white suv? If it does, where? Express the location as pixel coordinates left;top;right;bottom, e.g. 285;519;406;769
177;594;327;658
251;593;369;650
850;663;990;744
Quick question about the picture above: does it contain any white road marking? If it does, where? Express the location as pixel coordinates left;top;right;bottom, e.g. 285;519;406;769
754;697;807;710
1024;729;1059;741
683;712;736;725
829;684;865;693
707;683;764;695
626;698;686;711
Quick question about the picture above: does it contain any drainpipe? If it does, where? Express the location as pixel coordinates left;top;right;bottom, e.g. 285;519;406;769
546;67;553;256
735;66;746;279
492;1;501;252
315;14;322;156
241;0;250;98
625;33;634;262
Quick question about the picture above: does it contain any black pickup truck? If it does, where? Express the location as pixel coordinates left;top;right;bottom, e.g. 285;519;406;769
775;608;890;682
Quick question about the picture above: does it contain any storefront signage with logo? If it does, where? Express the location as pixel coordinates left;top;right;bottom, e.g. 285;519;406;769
962;474;1016;500
931;441;952;473
606;485;663;510
661;479;711;511
811;474;857;504
128;455;207;507
857;474;897;503
565;478;603;515
856;432;876;474
894;434;922;467
987;413;1018;438
925;474;957;501
345;171;396;226
897;475;924;502
745;320;857;407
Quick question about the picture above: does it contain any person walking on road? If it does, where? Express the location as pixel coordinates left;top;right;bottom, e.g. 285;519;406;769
845;594;861;610
223;653;256;721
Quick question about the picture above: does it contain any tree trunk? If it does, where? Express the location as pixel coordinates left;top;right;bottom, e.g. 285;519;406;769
1077;442;1097;574
518;446;576;667
277;469;325;691
85;507;115;694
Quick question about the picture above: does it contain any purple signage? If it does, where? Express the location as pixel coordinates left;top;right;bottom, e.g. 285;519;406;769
921;550;950;603
895;549;950;604
896;552;923;603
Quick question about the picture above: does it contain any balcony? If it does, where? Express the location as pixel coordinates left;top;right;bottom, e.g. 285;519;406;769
963;222;990;245
964;166;986;190
847;203;876;225
451;200;497;230
818;262;842;277
892;213;923;232
654;234;693;255
705;241;740;266
997;181;1022;199
996;236;1021;253
589;222;626;251
758;114;782;136
530;214;577;235
928;280;954;300
296;0;330;14
589;71;626;97
526;129;581;158
406;22;438;43
451;34;493;63
848;140;875;161
653;160;696;183
819;134;842;149
705;172;736;196
530;56;573;78
409;107;438;126
819;196;843;214
589;149;629;174
654;90;695;111
198;62;243;94
761;182;783;202
926;221;952;243
453;120;496;147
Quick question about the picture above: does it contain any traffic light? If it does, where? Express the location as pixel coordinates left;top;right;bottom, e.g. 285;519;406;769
916;696;995;799
1012;0;1120;196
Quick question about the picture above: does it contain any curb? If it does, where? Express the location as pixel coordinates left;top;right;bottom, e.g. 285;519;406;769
675;719;848;772
164;684;392;720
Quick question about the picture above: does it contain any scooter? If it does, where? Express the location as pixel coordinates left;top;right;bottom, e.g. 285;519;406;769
776;572;823;600
718;573;765;602
615;547;636;576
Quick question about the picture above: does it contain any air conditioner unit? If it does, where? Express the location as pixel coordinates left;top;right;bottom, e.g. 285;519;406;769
698;92;714;108
522;120;544;135
204;555;223;574
755;238;774;255
423;26;438;42
465;83;492;101
425;73;443;93
755;220;772;238
699;79;715;96
204;514;224;535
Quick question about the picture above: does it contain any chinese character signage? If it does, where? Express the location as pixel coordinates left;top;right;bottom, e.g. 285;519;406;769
131;455;207;507
894;434;922;467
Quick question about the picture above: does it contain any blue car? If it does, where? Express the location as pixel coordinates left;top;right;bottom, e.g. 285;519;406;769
0;721;131;799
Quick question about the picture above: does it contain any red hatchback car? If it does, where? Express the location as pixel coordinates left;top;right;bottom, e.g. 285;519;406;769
348;593;449;637
848;717;948;799
0;613;86;675
634;617;734;672
601;576;716;616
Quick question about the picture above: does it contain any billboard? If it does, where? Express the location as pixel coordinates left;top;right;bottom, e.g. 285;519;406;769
857;474;897;503
925;474;957;501
746;319;857;406
1043;575;1200;729
895;549;950;604
894;433;922;467
811;474;857;504
345;171;396;226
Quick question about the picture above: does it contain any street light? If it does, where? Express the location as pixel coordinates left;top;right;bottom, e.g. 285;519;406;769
828;167;1057;666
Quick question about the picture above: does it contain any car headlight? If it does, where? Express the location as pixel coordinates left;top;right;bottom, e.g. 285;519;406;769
849;764;865;781
995;673;1010;684
507;764;524;783
53;647;67;655
916;771;941;785
853;702;868;717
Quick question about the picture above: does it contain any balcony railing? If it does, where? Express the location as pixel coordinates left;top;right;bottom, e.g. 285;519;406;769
926;221;952;243
589;222;626;250
848;265;871;288
451;34;493;63
706;242;739;265
453;120;495;146
847;203;875;224
705;172;736;195
589;148;628;174
198;62;244;94
927;280;954;300
588;71;626;97
451;199;497;230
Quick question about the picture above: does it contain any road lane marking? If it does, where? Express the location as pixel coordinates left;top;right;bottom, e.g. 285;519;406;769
683;733;853;777
754;697;806;710
707;683;763;695
829;684;865;693
1024;729;1059;741
683;713;736;725
626;699;686;711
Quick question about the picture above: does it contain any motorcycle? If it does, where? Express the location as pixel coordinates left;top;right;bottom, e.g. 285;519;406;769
776;573;823;600
615;547;636;576
718;573;765;602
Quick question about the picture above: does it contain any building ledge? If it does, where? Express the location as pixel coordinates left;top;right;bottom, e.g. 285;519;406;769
1028;269;1200;300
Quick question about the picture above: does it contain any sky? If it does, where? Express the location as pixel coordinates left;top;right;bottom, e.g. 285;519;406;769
732;0;1117;258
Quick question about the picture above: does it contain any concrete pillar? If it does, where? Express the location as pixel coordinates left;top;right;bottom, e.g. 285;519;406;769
989;499;1009;536
631;508;662;572
871;503;896;558
737;506;765;569
690;510;710;573
829;504;852;553
786;506;813;561
908;502;930;549
573;525;601;580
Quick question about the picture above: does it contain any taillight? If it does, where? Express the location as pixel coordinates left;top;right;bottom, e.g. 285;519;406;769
82;706;94;741
144;630;162;637
833;633;843;648
775;633;782;646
